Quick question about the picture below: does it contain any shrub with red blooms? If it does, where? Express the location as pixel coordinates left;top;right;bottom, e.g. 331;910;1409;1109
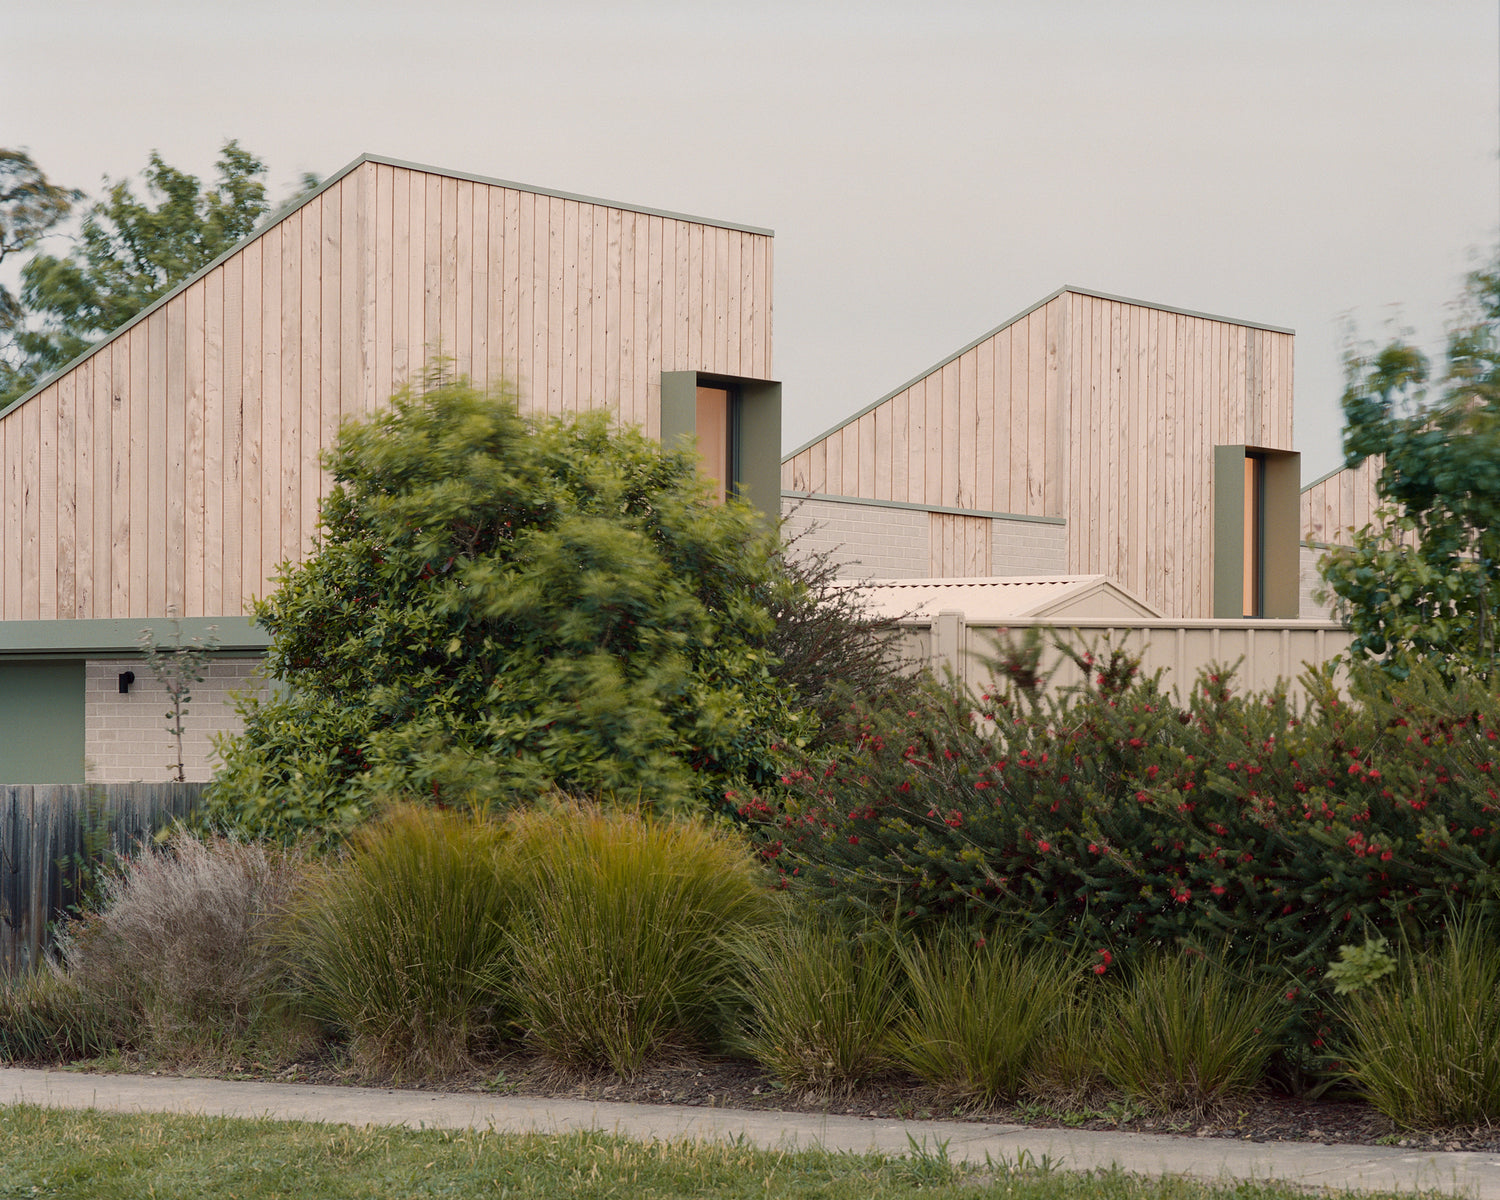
747;638;1500;992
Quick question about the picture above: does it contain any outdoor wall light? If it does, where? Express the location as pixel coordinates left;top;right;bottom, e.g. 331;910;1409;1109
118;671;135;694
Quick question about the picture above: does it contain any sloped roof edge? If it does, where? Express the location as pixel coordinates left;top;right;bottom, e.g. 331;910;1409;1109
854;574;1165;622
781;286;1296;463
0;152;774;422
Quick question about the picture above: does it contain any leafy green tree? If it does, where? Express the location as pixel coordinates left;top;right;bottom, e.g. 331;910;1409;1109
0;149;81;393
1;141;274;404
206;377;811;841
1320;256;1500;678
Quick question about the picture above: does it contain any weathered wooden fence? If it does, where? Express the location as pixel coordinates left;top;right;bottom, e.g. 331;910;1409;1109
0;783;203;976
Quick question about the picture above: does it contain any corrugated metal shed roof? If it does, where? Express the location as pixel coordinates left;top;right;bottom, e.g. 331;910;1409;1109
855;576;1164;622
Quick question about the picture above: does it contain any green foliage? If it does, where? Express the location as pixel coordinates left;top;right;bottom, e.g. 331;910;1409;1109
207;377;808;839
1324;936;1396;996
504;805;777;1077
735;919;902;1094
0;965;113;1063
893;928;1075;1107
2;141;278;404
1321;254;1500;679
279;805;514;1079
0;149;81;365
754;638;1500;1075
761;526;924;749
138;620;221;782
1095;951;1285;1116
1337;919;1500;1129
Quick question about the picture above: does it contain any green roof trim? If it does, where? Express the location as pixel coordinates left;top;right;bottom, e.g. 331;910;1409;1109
0;616;270;658
783;490;1066;525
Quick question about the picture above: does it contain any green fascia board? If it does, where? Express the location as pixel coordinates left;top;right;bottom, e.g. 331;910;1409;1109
0;616;269;658
782;490;1066;525
781;285;1295;464
0;153;772;422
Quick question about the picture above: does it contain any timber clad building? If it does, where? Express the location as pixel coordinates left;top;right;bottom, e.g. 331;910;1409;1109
780;287;1302;623
0;151;1348;786
0;154;782;783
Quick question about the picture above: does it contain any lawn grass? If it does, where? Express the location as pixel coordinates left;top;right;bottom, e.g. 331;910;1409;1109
0;1103;1438;1200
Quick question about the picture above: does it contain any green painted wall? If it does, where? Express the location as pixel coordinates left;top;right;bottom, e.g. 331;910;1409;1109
0;660;85;784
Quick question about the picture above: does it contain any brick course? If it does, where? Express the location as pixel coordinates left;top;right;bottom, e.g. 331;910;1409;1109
85;657;266;783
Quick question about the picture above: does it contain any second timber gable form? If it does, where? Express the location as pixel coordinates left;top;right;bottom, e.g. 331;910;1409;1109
781;286;1302;621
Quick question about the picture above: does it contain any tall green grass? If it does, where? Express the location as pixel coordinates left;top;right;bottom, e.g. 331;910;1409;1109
1095;952;1284;1117
504;805;778;1077
0;965;114;1062
280;804;515;1079
1339;920;1500;1129
893;929;1076;1107
736;920;902;1094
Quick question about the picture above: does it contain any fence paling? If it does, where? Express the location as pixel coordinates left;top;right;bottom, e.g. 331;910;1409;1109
0;782;202;977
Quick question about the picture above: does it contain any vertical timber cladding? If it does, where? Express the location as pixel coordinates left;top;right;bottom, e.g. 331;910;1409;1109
0;661;84;784
780;286;1295;619
781;292;1069;521
1062;292;1295;620
0;155;775;624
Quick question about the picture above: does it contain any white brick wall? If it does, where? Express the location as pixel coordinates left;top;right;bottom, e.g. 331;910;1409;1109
780;497;930;578
85;656;267;783
992;517;1068;576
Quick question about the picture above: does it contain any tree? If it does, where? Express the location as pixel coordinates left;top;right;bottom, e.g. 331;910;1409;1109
206;377;811;841
0;149;81;386
1320;255;1500;678
1;141;274;404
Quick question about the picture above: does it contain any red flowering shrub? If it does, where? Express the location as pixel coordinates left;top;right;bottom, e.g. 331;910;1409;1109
748;642;1500;986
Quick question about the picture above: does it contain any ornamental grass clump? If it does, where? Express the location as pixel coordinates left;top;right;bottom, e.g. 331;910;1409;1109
893;928;1076;1108
1095;951;1285;1117
504;804;778;1077
0;966;114;1063
58;830;304;1062
279;804;514;1080
735;919;902;1094
1337;920;1500;1129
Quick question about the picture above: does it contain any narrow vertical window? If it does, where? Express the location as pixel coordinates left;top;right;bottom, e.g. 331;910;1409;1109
694;385;740;502
1243;452;1264;618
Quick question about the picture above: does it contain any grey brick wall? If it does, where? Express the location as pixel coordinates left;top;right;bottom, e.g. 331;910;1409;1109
780;497;930;578
992;517;1068;576
85;657;267;783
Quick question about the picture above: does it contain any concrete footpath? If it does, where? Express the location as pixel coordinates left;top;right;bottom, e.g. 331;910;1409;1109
3;1066;1499;1196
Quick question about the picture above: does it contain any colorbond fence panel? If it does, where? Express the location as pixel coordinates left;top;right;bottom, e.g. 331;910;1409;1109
890;615;1350;707
0;157;773;623
0;782;203;977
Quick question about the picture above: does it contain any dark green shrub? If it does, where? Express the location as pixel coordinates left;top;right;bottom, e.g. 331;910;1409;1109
207;378;810;841
752;641;1500;1046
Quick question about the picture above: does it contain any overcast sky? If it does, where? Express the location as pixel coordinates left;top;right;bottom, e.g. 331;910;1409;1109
7;0;1498;479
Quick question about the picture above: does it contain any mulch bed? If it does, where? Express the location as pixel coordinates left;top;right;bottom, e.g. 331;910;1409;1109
203;1052;1500;1154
